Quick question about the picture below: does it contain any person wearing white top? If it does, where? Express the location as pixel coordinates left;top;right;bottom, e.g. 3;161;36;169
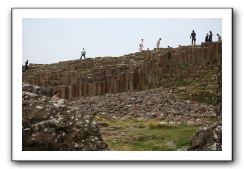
80;48;86;59
156;37;162;49
139;39;144;52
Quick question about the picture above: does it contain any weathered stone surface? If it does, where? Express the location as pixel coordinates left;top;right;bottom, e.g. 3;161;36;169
22;84;108;151
187;122;222;151
188;46;222;151
68;87;216;125
22;83;53;97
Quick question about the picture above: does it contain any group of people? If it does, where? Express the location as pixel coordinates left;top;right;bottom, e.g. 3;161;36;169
190;30;222;46
205;31;213;42
204;31;222;43
138;30;222;52
82;30;221;56
205;32;222;43
138;37;162;52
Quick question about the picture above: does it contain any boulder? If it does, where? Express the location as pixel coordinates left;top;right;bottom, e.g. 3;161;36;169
187;121;222;151
22;88;108;151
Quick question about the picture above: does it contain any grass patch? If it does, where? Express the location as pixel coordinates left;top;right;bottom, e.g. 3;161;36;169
148;122;173;129
176;86;216;105
96;115;198;151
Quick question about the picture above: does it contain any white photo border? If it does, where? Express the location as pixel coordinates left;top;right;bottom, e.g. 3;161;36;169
12;8;233;161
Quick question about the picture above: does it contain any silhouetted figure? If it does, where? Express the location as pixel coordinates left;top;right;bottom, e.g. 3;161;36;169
217;33;222;42
205;33;209;42
80;48;86;59
25;60;29;70
156;37;162;49
22;60;29;72
209;31;213;42
190;30;196;45
139;39;144;52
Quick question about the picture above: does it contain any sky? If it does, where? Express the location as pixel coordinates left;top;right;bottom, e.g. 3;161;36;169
22;18;222;64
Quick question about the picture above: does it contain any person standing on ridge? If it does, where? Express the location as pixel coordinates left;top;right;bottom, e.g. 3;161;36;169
25;60;29;70
209;30;213;42
217;33;222;42
139;39;144;52
80;48;86;60
190;30;196;46
156;37;162;50
205;33;209;42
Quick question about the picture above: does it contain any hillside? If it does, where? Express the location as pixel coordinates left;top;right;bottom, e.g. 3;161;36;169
22;42;222;151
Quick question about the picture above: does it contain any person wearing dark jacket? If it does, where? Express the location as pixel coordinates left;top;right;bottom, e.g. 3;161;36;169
190;30;196;45
25;60;29;70
209;30;213;42
205;33;209;42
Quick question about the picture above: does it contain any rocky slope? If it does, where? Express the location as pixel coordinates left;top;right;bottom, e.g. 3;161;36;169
22;84;108;151
23;82;217;151
69;87;216;125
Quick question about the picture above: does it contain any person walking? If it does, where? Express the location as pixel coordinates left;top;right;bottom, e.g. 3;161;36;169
80;48;86;60
138;39;144;52
190;30;196;46
156;37;162;50
217;33;222;42
209;31;213;42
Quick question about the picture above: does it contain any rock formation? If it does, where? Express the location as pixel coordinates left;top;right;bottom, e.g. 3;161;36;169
23;42;221;99
187;122;222;151
188;42;222;151
22;85;108;151
22;41;222;151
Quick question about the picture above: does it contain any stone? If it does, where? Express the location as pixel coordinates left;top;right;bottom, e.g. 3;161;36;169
165;141;177;150
187;122;222;151
22;84;108;151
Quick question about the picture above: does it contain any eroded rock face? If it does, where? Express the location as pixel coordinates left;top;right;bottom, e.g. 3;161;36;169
23;42;222;99
23;83;53;97
188;49;222;151
187;122;222;151
22;87;108;151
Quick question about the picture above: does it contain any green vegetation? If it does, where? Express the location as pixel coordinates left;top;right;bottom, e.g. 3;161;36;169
179;63;189;70
96;115;198;151
175;86;216;104
161;66;218;105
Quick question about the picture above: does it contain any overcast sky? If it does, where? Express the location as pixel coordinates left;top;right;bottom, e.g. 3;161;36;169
22;18;221;64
